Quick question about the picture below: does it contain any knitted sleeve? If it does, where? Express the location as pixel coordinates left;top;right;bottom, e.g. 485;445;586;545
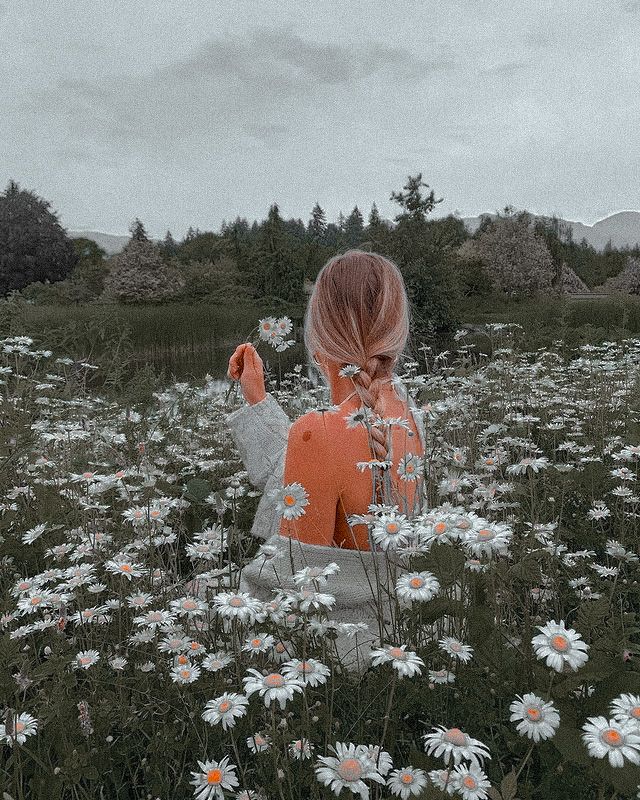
225;392;291;490
278;411;339;547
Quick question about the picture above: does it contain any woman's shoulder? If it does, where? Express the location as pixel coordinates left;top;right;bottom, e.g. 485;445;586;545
288;404;348;443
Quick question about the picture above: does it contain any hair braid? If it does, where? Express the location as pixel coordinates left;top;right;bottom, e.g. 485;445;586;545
351;355;394;462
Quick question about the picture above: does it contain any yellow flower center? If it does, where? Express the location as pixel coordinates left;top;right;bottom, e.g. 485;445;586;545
444;728;466;746
551;635;569;652
207;769;223;784
409;577;424;588
265;673;285;688
337;758;363;782
602;729;623;746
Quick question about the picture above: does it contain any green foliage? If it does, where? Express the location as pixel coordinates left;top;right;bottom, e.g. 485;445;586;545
101;239;186;303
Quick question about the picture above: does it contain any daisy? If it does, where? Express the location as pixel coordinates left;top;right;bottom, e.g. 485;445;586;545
0;712;38;745
170;596;208;617
451;764;491;800
158;634;190;654
258;316;278;341
344;406;376;429
274;482;309;519
242;633;275;656
126;592;154;609
315;742;386;799
582;716;640;767
202;651;233;672
170;663;201;684
428;769;456;795
246;732;271;753
289;738;314;760
610;693;640;726
213;592;265;626
202;693;249;730
371;513;415;551
423;726;491;767
282;658;330;687
509;693;560;742
242;668;305;710
429;669;456;685
109;656;127;670
105;557;144;581
356;745;393;776
292;563;340;588
387;766;428;799
294;587;336;614
190;756;239;800
439;637;474;663
531;620;590;672
397;454;424;481
463;522;512;558
133;609;176;630
370;645;424;678
74;650;100;670
395;571;440;602
339;364;361;378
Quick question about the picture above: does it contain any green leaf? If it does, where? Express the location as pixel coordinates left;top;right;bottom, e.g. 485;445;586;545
184;477;211;503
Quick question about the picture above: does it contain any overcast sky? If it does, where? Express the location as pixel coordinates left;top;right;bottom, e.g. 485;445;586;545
2;1;639;239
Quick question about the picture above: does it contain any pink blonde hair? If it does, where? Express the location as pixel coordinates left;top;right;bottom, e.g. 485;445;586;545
303;249;411;461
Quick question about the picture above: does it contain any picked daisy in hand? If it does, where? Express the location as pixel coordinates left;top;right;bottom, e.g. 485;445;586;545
370;644;424;679
531;620;590;672
581;716;640;767
242;668;305;710
202;692;248;730
509;693;560;742
386;766;428;798
423;726;491;767
396;571;440;603
274;482;309;519
439;637;474;663
315;742;386;799
190;756;239;800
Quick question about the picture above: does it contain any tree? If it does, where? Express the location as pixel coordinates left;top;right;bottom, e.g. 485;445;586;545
601;256;640;294
553;262;589;294
344;206;365;245
368;203;382;229
129;218;150;243
0;180;78;296
390;173;443;225
162;230;178;259
308;203;327;242
101;240;185;303
465;211;555;297
251;203;303;302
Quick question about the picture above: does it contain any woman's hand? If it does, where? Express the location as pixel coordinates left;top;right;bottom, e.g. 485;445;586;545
227;342;267;405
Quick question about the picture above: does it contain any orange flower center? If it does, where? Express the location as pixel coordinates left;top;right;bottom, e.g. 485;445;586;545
16;722;25;732
180;669;191;679
207;769;223;784
177;655;189;665
30;597;42;605
444;728;466;746
386;522;399;533
283;495;296;506
265;674;285;688
406;465;414;473
400;773;414;784
551;635;569;652
229;597;244;608
190;642;201;651
120;564;132;572
526;707;541;721
337;758;363;782
631;707;640;720
183;600;197;610
218;701;231;712
409;577;424;588
79;657;91;665
251;638;262;648
477;529;494;540
463;776;477;789
602;729;623;746
389;647;406;659
434;521;447;535
275;643;286;653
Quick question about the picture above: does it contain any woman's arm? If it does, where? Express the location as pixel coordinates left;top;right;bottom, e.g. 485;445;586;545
278;412;338;547
226;393;291;489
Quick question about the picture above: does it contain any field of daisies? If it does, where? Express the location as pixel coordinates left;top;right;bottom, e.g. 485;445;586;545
1;322;640;800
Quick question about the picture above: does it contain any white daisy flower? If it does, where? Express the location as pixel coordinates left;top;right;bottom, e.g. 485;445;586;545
202;692;249;730
126;592;154;609
451;764;491;800
0;712;38;746
371;513;415;551
289;738;314;760
294;587;336;614
274;482;309;519
370;645;424;679
339;364;361;378
356;745;393;776
397;454;424;481
292;563;340;588
246;731;271;753
428;769;456;795
463;522;512;558
282;658;330;687
242;668;305;710
387;766;428;798
257;317;278;342
213;592;265;626
439;637;474;663
531;620;590;672
190;756;239;800
74;649;100;670
170;663;201;684
396;571;440;602
344;406;376;429
202;651;233;672
242;632;276;655
158;634;190;654
105;557;144;581
423;726;491;767
429;669;456;685
170;596;208;617
610;693;640;727
509;693;560;742
109;656;127;670
315;741;386;799
582;716;640;767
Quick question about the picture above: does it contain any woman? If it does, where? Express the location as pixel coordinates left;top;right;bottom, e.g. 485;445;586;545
226;250;427;669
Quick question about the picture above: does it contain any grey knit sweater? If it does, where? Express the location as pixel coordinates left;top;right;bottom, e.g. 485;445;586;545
225;388;427;670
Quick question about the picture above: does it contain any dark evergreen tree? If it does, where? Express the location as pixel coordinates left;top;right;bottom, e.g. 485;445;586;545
162;230;178;258
129;218;150;243
390;173;443;225
252;203;303;302
344;206;365;245
368;203;382;228
308;203;327;242
0;180;78;296
337;211;346;232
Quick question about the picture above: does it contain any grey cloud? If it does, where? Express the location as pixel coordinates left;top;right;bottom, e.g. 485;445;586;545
24;25;451;153
478;60;532;76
